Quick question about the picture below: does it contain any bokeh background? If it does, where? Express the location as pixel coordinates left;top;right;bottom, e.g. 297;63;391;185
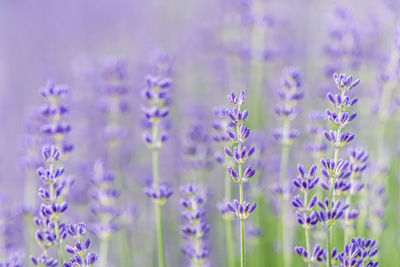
0;0;399;266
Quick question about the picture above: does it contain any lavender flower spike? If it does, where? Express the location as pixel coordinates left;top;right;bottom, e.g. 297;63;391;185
291;164;320;267
142;73;173;267
180;184;210;266
63;223;98;267
323;73;360;267
224;90;256;267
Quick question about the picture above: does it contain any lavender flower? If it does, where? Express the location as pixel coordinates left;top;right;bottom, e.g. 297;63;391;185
142;73;173;267
212;106;236;267
305;111;328;161
223;90;256;267
295;244;327;264
291;164;320;266
180;184;210;266
343;148;369;242
31;254;59;266
333;237;379;267
99;58;129;147
321;73;360;267
33;145;68;263
40;81;73;155
273;67;304;145
90;160;121;266
183;123;212;171
275;67;304;267
64;223;98;267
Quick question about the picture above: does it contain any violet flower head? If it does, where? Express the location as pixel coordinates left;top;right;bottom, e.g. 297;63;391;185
180;184;210;265
31;254;59;267
334;237;379;267
63;223;98;267
295;244;327;264
316;198;349;227
141;75;172;150
348;147;369;178
90;160;121;239
40;81;73;155
212;106;235;165
183;123;213;170
323;7;362;75
99;57;129;144
291;164;320;230
224;92;256;185
274;67;304;144
305;110;328;159
33;145;68;255
223;90;257;219
320;73;360;192
226;199;257;220
144;183;173;205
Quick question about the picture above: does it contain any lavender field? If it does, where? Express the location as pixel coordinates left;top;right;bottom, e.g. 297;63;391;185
1;0;400;266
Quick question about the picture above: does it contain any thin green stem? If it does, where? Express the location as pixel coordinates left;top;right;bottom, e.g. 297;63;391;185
152;121;166;267
224;156;235;267
280;118;291;267
303;191;312;267
225;220;235;267
99;238;109;267
240;219;245;267
327;227;332;267
54;220;64;263
239;182;244;267
305;228;312;267
155;204;166;267
344;172;355;243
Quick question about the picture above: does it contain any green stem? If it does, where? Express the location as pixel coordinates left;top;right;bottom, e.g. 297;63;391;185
99;238;109;267
240;219;245;267
280;118;291;267
303;191;312;267
225;220;235;267
155;204;166;267
327;227;332;267
344;172;355;244
224;157;235;267
54;220;64;263
305;228;312;267
152;121;166;267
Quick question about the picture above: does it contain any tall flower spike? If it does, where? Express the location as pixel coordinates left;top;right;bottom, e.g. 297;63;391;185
212;105;236;267
275;67;304;267
292;164;320;266
180;184;210;266
304;110;328;161
90;159;121;257
142;70;173;267
99;58;129;146
223;90;256;267
33;144;69;263
273;67;304;145
40;81;73;156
